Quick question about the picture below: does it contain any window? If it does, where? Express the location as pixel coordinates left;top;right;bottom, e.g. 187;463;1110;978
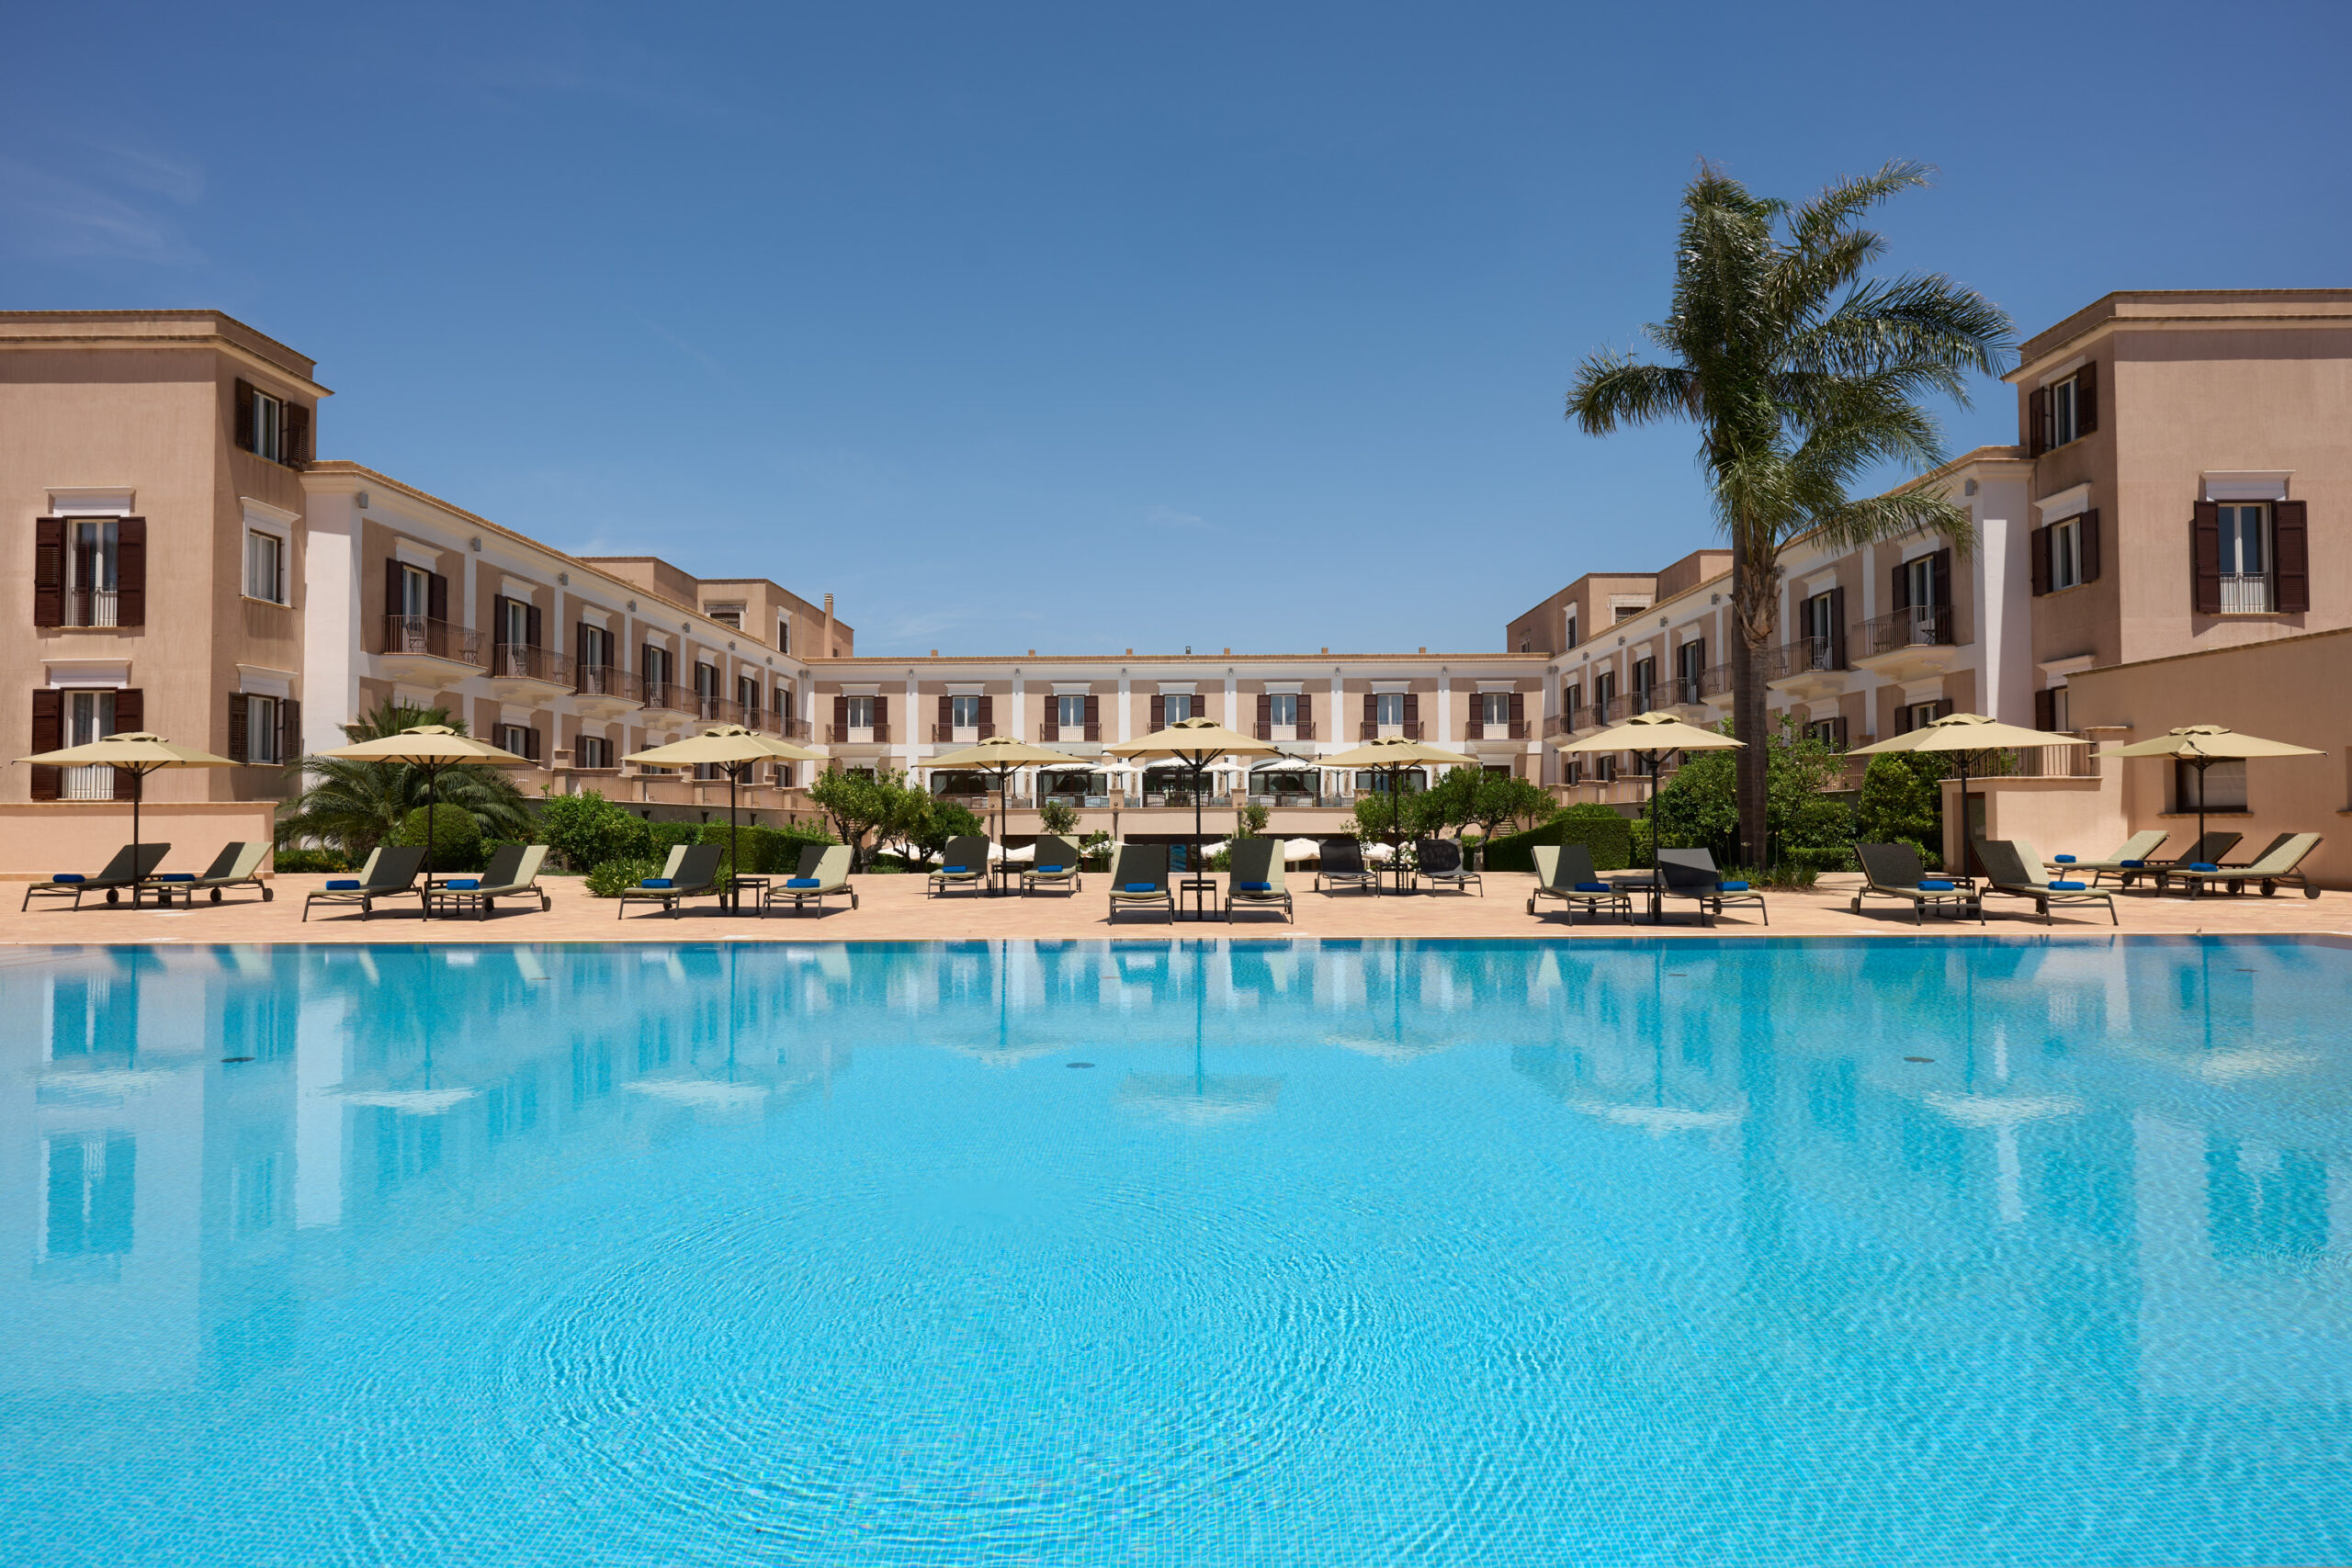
2030;364;2096;456
576;735;613;769
2049;518;2085;591
245;530;287;604
1478;691;1510;726
1057;693;1087;728
243;695;283;765
1564;613;1578;649
947;694;978;728
738;675;760;716
578;625;610;670
499;597;530;646
233;378;309;467
1163;693;1194;723
1518;635;1531;652
707;606;741;628
1805;716;1848;749
250;388;284;463
1899;700;1944;734
846;695;876;729
498;724;529;756
2217;503;2270;614
2177;759;2247;813
63;690;117;800
1905;554;1940;610
64;520;119;626
776;617;790;654
1803;590;1837;644
1675;637;1707;692
1268;693;1299;727
1631;657;1657;705
397;563;432;618
2045;376;2077;450
643;646;673;689
1374;692;1404;726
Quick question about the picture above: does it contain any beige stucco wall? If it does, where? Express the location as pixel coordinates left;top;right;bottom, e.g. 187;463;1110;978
0;801;278;879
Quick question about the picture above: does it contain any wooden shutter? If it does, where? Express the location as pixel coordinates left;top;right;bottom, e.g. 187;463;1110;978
2034;688;2057;731
386;559;405;619
1403;692;1419;723
937;694;953;731
2078;509;2101;585
1826;590;1846;668
872;694;888;730
280;697;301;762
832;694;848;736
2075;362;2097;436
1934;697;1954;720
427;572;448;624
228;693;250;764
1083;693;1100;739
574;624;594;685
2274;500;2310;613
1362;692;1377;724
978;694;993;730
1257;693;1272;727
1831;716;1848;749
2192;502;2222;615
29;690;62;800
2029;526;2051;596
285;403;311;465
1149;694;1164;729
1296;692;1311;727
1930;547;1952;607
34;517;63;626
234;379;256;452
525;727;542;762
1508;691;1524;725
115;517;147;626
492;594;514;646
111;689;141;799
1891;558;1910;610
526;603;542;647
2027;386;2047;457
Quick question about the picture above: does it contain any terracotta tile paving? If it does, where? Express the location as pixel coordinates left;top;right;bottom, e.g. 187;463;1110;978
4;870;2345;946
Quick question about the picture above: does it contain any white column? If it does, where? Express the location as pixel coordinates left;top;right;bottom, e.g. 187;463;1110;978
300;491;361;754
1012;668;1025;741
1225;670;1238;729
902;670;920;774
1437;669;1452;742
1116;671;1132;740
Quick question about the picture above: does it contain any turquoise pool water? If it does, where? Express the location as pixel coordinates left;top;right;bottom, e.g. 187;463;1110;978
1;937;2348;1566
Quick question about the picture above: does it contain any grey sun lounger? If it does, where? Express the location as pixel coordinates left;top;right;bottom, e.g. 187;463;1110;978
1022;835;1083;896
145;841;273;906
1656;847;1769;927
1224;840;1293;922
424;843;551;919
763;844;858;916
929;835;990;897
1977;839;2119;925
617;842;725;919
301;845;426;921
1316;839;1376;894
1416;838;1482;896
1853;842;1982;923
2043;829;2166;887
22;842;173;910
2154;832;2323;899
2119;830;2242;890
1106;844;1174;922
1527;843;1632;924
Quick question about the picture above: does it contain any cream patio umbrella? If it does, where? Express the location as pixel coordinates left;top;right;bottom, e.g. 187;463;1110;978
927;734;1083;893
1849;713;2089;874
1108;716;1278;883
1315;735;1482;850
627;725;825;905
2096;725;2323;851
1552;711;1745;868
14;731;237;881
316;725;530;919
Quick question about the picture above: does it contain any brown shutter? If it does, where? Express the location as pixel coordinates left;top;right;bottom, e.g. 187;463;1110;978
2027;386;2047;457
1257;693;1272;726
386;560;405;618
2034;688;2056;731
937;694;953;730
1149;694;1164;729
1826;590;1846;668
1296;691;1311;726
285;402;311;465
2075;362;2096;437
281;697;301;761
1930;547;1952;606
526;603;543;647
111;689;141;799
832;694;848;736
574;624;594;685
2274;500;2310;613
872;694;888;733
1509;691;1525;724
978;694;993;729
113;517;147;626
34;517;64;626
1891;558;1910;610
2078;509;2101;585
1403;692;1419;722
492;594;514;646
29;691;62;800
2192;502;2222;615
234;379;256;452
1363;692;1376;724
526;727;543;762
1935;697;1954;720
427;572;448;624
2029;526;2051;596
1083;693;1100;739
228;692;249;764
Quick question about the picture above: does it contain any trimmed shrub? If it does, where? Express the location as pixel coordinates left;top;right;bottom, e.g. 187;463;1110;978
1480;807;1633;873
585;856;662;898
270;847;350;874
1788;845;1858;875
391;803;484;872
538;790;650;872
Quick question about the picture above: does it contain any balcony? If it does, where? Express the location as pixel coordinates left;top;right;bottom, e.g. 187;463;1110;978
1039;722;1102;745
639;682;697;724
932;724;1000;744
687;695;746;728
1466;720;1529;744
2219;573;2272;615
768;716;812;742
486;643;575;705
571;664;642;721
1851;606;1962;682
61;590;121;628
1253;722;1317;741
1696;662;1735;709
825;724;891;745
1764;634;1846;701
379;615;483;682
1359;722;1425;740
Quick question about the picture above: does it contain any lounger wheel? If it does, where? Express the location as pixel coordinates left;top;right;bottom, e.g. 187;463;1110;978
106;888;120;906
2305;884;2322;899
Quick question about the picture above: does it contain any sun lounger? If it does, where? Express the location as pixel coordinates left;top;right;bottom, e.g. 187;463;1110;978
301;846;426;921
1852;842;1982;923
929;835;990;897
2043;829;2166;887
1417;838;1482;896
1022;835;1083;896
2119;830;2242;890
1977;839;2119;924
617;842;725;919
1316;839;1375;894
1526;843;1632;924
1106;844;1173;922
763;844;858;916
21;842;174;910
1224;840;1292;922
1656;847;1769;926
2153;832;2323;899
424;843;551;919
156;841;274;905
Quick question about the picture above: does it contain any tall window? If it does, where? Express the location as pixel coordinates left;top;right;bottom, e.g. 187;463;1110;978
846;695;876;729
499;597;529;646
497;724;533;759
643;646;673;689
249;388;285;463
1564;613;1578;649
1803;590;1836;645
1057;693;1087;728
245;530;286;604
1163;694;1194;723
951;694;980;728
1374;692;1404;726
2177;759;2247;813
1268;693;1299;726
2048;517;2085;592
576;735;613;769
1805;716;1848;749
63;690;116;800
2218;503;2270;614
397;563;432;618
2043;375;2078;450
1900;700;1943;733
776;617;791;654
243;695;283;764
66;520;119;626
1631;657;1657;705
1904;554;1940;611
1479;691;1510;725
1675;637;1707;699
579;625;610;669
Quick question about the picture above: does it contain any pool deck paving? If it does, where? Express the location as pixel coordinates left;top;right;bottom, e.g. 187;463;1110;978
4;869;2345;945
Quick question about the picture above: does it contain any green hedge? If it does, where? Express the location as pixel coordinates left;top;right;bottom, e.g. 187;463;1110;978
693;819;835;876
1480;808;1633;874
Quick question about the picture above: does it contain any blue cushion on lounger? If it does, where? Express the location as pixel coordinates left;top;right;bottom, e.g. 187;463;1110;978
1036;864;1063;874
2054;854;2076;863
640;877;674;888
153;873;195;882
325;879;361;890
1238;880;1272;892
1719;880;1750;891
2188;863;2220;873
942;865;968;874
1576;882;1613;893
2050;880;2087;890
1124;882;1158;893
786;877;820;888
444;879;480;891
1917;880;1955;891
51;874;85;883
2120;859;2146;868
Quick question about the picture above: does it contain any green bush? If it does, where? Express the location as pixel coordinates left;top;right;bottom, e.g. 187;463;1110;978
1037;799;1081;838
1788;845;1858;875
584;856;662;898
1724;863;1822;889
391;803;484;872
648;820;699;856
538;790;650;872
1481;807;1633;873
270;847;350;874
1853;752;1949;869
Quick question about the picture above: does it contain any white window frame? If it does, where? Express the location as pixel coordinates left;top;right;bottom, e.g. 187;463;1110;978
2049;517;2083;592
950;694;981;728
1162;694;1194;723
251;388;284;463
497;723;531;757
845;695;876;729
244;694;283;765
1268;692;1299;727
244;526;288;604
576;735;613;769
2045;375;2078;450
1057;693;1087;728
62;518;120;627
1374;692;1405;726
1479;691;1511;726
2216;502;2271;614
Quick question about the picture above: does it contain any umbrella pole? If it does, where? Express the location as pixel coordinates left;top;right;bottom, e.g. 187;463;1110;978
420;761;438;920
729;765;741;912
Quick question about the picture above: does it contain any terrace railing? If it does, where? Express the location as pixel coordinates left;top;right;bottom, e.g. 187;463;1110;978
1856;604;1955;659
491;643;574;686
574;664;640;703
382;615;483;667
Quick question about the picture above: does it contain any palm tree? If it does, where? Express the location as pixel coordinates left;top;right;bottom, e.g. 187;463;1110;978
277;698;536;860
1566;160;2013;863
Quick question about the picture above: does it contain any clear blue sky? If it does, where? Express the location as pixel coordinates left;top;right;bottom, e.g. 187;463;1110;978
7;1;2347;656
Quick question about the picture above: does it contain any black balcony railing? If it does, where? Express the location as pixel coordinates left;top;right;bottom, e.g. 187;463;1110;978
491;643;574;686
769;716;811;741
1764;634;1843;682
573;664;640;704
1856;605;1955;659
382;615;483;667
639;682;694;715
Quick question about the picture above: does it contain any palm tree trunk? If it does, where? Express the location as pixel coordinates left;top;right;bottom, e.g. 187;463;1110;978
1730;524;1775;864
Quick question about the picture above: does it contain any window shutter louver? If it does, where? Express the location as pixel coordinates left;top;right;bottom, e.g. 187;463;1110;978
2079;510;2101;585
2273;500;2310;613
526;604;542;647
281;698;301;762
1826;590;1846;668
2034;688;2057;731
1930;547;1952;607
833;694;848;736
386;560;404;618
2075;363;2097;436
1891;559;1909;610
1934;697;1954;721
2030;526;2051;596
1403;692;1419;723
1509;691;1525;725
2027;386;2047;457
526;727;542;763
1083;693;1100;739
978;694;993;730
937;694;953;731
34;518;63;626
228;692;249;764
113;517;147;626
285;403;311;466
492;594;514;645
1296;691;1311;727
234;379;256;452
1257;693;1272;726
872;694;888;730
427;572;448;624
1149;694;1164;729
30;691;62;800
574;624;593;686
2192;502;2222;615
111;690;141;799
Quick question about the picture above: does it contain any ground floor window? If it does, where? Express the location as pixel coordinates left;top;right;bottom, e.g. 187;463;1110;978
2177;758;2247;813
1805;716;1848;749
576;735;613;769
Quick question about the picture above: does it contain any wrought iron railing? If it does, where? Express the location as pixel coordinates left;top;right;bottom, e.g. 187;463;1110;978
2218;573;2271;615
1764;634;1842;681
382;615;483;666
1856;605;1954;658
65;590;120;627
640;682;694;715
574;664;640;704
491;644;574;686
933;724;999;741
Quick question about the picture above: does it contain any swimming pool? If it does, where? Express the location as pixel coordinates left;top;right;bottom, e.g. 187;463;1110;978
2;937;2347;1566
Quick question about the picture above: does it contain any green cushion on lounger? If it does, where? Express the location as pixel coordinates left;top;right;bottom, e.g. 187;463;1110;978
2050;880;2087;890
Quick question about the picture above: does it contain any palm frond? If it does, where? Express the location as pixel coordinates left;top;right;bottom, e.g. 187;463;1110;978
1566;355;1699;433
